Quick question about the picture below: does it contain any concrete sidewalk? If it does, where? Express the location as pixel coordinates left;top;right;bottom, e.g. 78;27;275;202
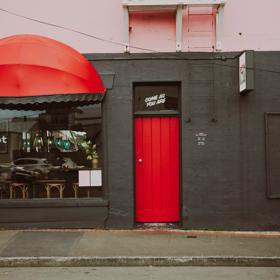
0;229;280;267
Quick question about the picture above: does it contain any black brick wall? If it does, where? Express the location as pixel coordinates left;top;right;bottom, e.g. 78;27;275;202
90;51;280;230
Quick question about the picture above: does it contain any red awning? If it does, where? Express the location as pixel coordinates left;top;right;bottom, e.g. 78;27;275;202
0;34;106;99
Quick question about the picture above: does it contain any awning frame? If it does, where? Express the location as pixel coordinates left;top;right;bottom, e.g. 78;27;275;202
0;93;104;111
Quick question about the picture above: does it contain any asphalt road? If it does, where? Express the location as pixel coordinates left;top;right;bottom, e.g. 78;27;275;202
0;267;280;280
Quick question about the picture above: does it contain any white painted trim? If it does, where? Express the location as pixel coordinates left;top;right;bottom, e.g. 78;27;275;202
216;4;224;51
123;6;130;53
123;0;226;7
176;5;183;52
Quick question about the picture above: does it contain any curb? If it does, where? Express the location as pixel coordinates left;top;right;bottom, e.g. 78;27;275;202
9;229;280;238
0;256;280;267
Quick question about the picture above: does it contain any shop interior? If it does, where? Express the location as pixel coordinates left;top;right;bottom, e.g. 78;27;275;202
0;104;102;200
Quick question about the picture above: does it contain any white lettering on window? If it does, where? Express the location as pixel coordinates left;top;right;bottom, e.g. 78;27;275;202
145;93;166;108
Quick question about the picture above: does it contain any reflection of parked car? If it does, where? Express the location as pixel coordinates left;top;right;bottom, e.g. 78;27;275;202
0;163;37;182
13;158;51;178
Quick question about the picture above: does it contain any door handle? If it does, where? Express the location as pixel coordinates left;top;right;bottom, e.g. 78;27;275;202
138;158;143;163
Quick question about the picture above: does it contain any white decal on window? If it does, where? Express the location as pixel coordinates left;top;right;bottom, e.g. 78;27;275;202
145;93;166;108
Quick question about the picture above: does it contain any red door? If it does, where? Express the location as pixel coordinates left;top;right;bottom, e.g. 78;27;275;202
135;117;180;222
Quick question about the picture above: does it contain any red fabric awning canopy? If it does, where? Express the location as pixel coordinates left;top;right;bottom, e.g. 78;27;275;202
0;34;106;98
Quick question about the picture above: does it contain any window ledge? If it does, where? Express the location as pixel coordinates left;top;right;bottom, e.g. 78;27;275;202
123;0;226;9
0;198;109;208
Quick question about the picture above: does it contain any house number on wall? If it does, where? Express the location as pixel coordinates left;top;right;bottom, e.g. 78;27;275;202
195;132;207;146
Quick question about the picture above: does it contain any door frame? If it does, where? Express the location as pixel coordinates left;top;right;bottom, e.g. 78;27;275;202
132;81;182;226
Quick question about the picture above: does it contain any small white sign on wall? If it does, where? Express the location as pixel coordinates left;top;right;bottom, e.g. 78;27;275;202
195;132;207;146
239;51;254;94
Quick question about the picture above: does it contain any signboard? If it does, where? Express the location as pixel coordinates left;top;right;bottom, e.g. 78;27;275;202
239;51;254;94
79;170;102;187
239;52;246;92
90;170;102;186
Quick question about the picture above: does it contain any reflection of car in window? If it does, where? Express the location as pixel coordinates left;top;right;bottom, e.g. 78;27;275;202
0;163;36;182
13;158;51;178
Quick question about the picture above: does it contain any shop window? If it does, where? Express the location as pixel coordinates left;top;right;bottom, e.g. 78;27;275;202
0;104;103;200
134;83;179;114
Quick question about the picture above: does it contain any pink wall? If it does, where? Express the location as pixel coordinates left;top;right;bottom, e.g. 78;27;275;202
0;0;280;53
0;0;124;53
222;0;280;51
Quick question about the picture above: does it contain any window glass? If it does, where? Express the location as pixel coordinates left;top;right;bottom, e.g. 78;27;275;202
0;104;102;200
134;84;179;113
